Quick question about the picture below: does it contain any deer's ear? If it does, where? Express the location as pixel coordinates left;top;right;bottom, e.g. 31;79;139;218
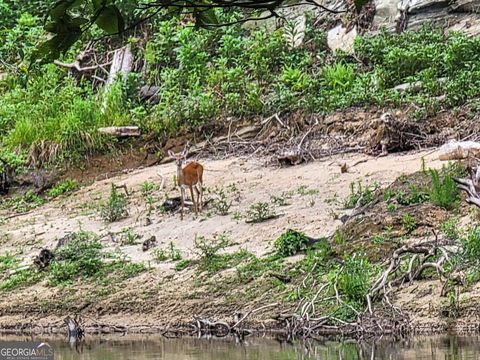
168;150;175;157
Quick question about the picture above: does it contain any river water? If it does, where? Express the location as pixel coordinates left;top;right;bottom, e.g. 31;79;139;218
2;334;480;359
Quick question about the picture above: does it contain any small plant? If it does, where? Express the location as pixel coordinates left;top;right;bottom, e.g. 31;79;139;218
343;181;377;209
100;184;128;223
297;185;319;196
441;217;460;241
270;192;292;206
211;187;232;215
428;167;459;210
372;234;386;245
274;229;310;257
0;253;18;274
333;228;346;245
152;242;182;263
47;178;79;198
175;259;192;271
395;184;429;206
335;254;372;305
232;211;242;222
194;233;231;258
141;181;157;219
402;213;417;234
152;248;168;262
141;181;157;198
167;241;182;261
120;228;138;245
461;226;480;260
246;202;277;223
387;203;397;212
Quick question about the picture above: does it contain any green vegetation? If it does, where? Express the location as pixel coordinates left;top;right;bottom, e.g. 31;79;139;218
274;229;310;257
0;230;146;290
2;11;480;168
47;178;79;198
99;184;128;223
343;181;377;209
428;167;460;210
270;191;293;207
120;227;139;245
246;202;277;223
0;189;44;213
402;213;417;234
441;217;460;241
152;241;182;263
209;186;233;216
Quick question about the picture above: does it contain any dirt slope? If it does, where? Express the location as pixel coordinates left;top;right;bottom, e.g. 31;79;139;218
0;150;444;332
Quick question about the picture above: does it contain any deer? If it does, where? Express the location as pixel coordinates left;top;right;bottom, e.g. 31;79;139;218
168;146;204;220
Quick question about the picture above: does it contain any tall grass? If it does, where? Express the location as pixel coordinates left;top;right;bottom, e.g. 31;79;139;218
0;66;128;164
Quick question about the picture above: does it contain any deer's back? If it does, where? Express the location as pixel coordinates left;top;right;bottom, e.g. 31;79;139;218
182;162;203;185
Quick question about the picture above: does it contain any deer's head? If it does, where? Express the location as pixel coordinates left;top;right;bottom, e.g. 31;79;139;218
168;145;188;168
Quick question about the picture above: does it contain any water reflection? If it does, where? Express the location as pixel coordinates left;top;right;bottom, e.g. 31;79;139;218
2;334;480;359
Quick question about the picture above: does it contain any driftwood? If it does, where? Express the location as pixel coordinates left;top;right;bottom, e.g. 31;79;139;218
438;140;480;161
97;126;140;137
64;315;84;340
454;166;480;208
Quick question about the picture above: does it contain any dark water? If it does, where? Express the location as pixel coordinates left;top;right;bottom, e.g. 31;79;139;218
2;334;480;359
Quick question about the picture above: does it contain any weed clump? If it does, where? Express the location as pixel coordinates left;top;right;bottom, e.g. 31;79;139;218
246;202;277;223
344;181;377;209
274;229;309;257
100;184;128;223
428;167;459;210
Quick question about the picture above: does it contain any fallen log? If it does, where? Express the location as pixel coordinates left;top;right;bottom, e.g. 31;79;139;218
438;140;480;161
97;126;140;137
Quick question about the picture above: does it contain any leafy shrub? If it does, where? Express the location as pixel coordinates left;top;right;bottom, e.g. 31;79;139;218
152;241;182;263
100;184;128;223
274;229;309;257
0;268;42;290
193;234;252;273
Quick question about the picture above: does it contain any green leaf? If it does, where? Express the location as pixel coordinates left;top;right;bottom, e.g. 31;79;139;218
95;5;124;34
31;30;81;64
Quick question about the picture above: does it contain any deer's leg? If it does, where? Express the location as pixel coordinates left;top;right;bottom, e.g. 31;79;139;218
198;182;203;211
190;185;197;215
193;184;201;213
180;186;185;220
